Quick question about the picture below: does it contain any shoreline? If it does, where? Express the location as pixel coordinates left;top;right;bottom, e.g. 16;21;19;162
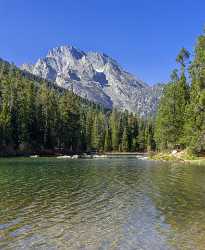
2;151;204;166
149;151;205;166
0;152;148;159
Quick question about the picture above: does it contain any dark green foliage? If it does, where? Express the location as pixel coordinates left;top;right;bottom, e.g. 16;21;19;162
155;29;205;154
121;126;129;152
104;126;112;152
155;48;190;150
145;120;156;151
183;34;205;153
0;59;152;155
110;109;120;151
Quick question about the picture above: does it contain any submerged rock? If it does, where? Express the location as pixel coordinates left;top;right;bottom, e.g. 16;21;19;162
56;155;71;159
93;154;108;158
30;155;39;158
72;155;80;159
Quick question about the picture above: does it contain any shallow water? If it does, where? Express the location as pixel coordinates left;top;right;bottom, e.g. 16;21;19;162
0;158;205;249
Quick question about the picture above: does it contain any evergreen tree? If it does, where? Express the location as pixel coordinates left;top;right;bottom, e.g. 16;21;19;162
91;114;101;150
85;109;93;151
145;121;156;151
184;33;205;153
138;120;146;151
121;126;129;152
104;126;112;152
155;48;190;150
110;109;119;151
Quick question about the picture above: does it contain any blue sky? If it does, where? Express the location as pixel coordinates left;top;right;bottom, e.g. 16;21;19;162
0;0;205;84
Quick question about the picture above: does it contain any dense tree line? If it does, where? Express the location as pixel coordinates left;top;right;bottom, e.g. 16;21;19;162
155;29;205;154
0;59;154;155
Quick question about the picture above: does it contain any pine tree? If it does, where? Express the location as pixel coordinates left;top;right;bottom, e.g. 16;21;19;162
184;34;205;153
104;127;112;152
110;109;119;151
0;85;11;147
145;120;155;151
59;91;81;152
155;48;190;150
91;114;100;150
85;109;93;151
127;113;139;151
121;126;129;152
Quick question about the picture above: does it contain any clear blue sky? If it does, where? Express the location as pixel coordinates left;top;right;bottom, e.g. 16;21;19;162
0;0;205;84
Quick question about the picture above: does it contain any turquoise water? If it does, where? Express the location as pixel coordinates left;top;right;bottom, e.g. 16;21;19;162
0;158;205;249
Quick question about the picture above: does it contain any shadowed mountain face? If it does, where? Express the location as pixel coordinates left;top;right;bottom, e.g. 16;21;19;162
21;45;163;116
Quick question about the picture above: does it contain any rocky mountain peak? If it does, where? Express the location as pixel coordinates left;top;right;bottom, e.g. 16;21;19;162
21;45;163;116
47;45;86;60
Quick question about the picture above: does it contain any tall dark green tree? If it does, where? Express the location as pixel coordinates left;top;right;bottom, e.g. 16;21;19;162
121;126;129;152
155;48;190;150
104;126;112;152
184;33;205;153
110;109;119;151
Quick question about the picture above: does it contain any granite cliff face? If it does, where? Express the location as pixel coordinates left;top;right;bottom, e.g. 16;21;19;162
21;45;163;116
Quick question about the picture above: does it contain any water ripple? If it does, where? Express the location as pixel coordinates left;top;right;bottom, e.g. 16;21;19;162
1;158;205;249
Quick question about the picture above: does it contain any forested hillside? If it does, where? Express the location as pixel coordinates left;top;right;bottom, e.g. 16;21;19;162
0;59;154;156
155;30;205;154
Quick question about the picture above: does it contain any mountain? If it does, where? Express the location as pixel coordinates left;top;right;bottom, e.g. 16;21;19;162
21;45;163;116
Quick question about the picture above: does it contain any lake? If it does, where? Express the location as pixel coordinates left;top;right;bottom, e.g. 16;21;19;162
0;158;205;249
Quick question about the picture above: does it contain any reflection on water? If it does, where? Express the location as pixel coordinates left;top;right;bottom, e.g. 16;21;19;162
0;158;205;249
